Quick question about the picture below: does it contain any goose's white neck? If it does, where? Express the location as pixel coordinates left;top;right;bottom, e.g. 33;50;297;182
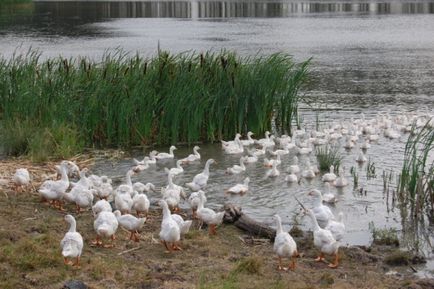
60;165;69;183
203;160;213;175
307;211;320;231
67;217;77;233
161;201;171;219
313;194;323;206
275;215;283;234
167;173;174;188
126;171;133;187
193;147;200;157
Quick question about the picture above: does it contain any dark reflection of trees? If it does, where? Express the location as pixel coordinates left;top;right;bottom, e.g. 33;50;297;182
1;1;434;38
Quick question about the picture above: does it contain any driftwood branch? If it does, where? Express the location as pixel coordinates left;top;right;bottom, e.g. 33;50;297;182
224;203;276;241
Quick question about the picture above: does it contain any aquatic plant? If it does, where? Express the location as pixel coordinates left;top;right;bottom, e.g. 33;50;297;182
398;120;434;220
369;223;399;247
366;158;376;179
350;166;359;189
0;50;310;159
315;145;342;172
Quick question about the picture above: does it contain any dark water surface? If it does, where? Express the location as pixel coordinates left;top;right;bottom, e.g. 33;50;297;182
1;0;434;276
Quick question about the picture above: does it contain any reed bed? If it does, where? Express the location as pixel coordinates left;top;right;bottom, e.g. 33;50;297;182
315;145;342;172
398;120;434;221
0;50;310;160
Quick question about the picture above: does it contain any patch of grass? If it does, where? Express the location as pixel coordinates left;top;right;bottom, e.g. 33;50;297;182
369;224;399;247
315;145;342;172
234;256;262;274
1;120;84;163
384;250;411;266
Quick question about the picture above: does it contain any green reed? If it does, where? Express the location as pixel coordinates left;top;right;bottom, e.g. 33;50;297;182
398;120;434;220
0;50;310;158
315;145;342;172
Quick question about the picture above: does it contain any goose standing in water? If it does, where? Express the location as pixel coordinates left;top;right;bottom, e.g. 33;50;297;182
322;165;337;183
186;159;215;191
240;131;255;146
226;177;250;195
180;146;201;163
155;146;177;160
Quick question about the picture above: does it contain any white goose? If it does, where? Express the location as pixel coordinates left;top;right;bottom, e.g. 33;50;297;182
132;192;150;217
223;136;244;154
302;159;316;179
70;168;91;188
165;160;184;176
248;145;266;157
221;133;242;148
264;154;281;168
159;199;181;252
132;182;155;194
322;183;337;204
273;214;298;271
39;163;69;210
95;176;113;200
305;209;340;268
92;199;112;217
171;214;193;237
240;131;255;146
256;131;275;148
196;191;225;235
188;190;206;219
308;189;334;228
245;150;259;163
93;211;119;248
61;215;83;267
325;212;345;242
186;159;215;191
288;156;301;174
180;145;201;163
114;185;134;214
226;177;250;194
132;156;150;172
155;145;177;160
147;150;158;164
322;166;337;182
12;168;30;192
285;172;298;183
114;210;146;242
265;161;280;178
356;151;367;163
334;168;349;187
162;172;185;212
226;156;247;174
73;188;95;213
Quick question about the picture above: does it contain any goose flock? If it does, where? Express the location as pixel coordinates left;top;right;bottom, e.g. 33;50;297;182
9;111;433;270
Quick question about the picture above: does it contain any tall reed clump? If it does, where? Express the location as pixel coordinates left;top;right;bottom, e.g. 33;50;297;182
398;120;434;221
315;145;342;172
0;50;310;160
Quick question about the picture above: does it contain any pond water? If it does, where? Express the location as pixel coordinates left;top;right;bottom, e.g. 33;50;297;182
1;0;433;276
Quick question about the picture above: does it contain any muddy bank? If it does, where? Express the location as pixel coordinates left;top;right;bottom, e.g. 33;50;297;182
0;179;432;289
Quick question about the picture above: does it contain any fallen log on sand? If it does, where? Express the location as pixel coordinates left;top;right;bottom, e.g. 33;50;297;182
223;203;276;241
